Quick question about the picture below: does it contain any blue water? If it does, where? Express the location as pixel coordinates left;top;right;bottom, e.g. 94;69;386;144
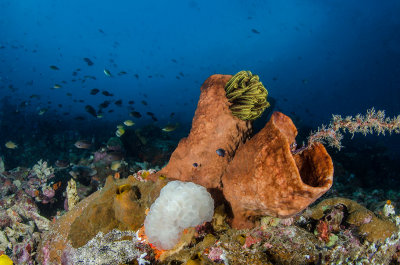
0;0;399;156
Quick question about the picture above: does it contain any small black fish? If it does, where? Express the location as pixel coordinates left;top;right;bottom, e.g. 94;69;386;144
134;74;139;79
151;116;158;122
50;65;59;70
108;109;114;113
102;91;113;96
90;88;100;95
75;116;86;120
216;148;226;157
85;105;97;117
251;29;260;34
83;57;94;66
130;111;142;118
19;101;28;107
146;112;155;117
72;71;78;76
79;99;84;103
128;100;134;105
115;99;122;106
170;112;175;118
118;71;127;75
99;100;111;108
141;100;148;106
171;59;177;63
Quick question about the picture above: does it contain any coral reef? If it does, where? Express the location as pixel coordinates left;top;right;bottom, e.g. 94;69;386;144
23;160;59;204
37;173;166;264
224;70;270;121
0;173;51;264
223;112;333;228
37;190;400;265
4;73;398;264
153;74;252;189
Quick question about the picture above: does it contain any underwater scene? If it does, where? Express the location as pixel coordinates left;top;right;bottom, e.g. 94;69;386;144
0;0;400;264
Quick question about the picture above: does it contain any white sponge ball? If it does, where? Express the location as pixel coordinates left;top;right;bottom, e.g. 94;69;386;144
144;181;214;250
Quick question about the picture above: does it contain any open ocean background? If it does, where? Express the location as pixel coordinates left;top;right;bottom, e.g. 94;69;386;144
0;0;399;165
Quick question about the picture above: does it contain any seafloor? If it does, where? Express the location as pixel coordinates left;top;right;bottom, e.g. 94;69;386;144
1;76;400;264
1;125;400;264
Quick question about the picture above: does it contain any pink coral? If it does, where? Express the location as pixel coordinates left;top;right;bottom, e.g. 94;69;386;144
208;247;224;262
93;150;108;162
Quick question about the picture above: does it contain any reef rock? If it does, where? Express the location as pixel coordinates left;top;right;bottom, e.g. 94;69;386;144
153;74;252;189
310;197;397;243
222;112;334;229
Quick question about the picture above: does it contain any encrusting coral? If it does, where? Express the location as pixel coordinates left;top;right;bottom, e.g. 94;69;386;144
224;70;270;121
310;197;397;243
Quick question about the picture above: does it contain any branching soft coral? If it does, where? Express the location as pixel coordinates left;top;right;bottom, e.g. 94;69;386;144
306;108;400;150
